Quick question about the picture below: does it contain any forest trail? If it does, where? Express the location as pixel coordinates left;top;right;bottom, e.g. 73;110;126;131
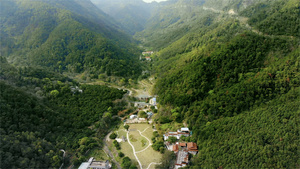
103;132;122;169
202;6;295;39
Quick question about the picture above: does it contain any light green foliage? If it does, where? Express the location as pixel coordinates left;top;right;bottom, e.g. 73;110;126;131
50;90;59;97
138;111;147;118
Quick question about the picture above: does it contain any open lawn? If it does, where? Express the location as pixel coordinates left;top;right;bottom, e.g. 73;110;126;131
129;131;149;152
136;148;162;169
120;141;135;160
113;123;162;169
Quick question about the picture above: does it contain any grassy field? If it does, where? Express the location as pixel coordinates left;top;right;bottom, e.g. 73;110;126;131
136;148;162;169
129;131;149;152
113;123;162;169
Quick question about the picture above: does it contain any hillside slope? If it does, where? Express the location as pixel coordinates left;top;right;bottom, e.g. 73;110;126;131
0;0;141;78
146;0;300;167
0;58;126;168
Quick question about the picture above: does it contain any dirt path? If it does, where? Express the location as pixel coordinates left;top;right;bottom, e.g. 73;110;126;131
146;162;162;169
127;131;143;169
135;127;152;154
126;126;160;169
103;132;122;169
202;6;294;39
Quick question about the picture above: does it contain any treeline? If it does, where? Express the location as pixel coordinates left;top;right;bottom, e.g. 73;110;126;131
0;59;126;168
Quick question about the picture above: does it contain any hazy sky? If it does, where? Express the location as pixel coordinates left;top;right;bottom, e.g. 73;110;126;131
143;0;168;3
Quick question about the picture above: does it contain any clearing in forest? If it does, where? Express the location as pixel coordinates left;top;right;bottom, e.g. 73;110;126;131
116;124;162;169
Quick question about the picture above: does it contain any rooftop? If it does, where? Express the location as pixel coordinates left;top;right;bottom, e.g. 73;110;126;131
176;151;189;165
179;142;186;147
90;161;107;167
187;142;198;151
181;128;189;132
78;162;90;169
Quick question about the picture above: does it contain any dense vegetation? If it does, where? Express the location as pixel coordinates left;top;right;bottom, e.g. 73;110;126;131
0;58;126;168
241;0;299;37
188;88;300;168
0;0;141;78
1;0;299;168
146;0;299;168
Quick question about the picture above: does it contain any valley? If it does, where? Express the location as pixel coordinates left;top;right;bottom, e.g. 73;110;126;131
0;0;299;169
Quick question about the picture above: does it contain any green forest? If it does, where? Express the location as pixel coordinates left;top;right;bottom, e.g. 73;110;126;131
0;57;126;168
0;0;299;168
148;0;299;168
0;0;142;78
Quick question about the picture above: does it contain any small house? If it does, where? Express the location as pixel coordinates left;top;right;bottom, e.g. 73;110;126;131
130;115;137;119
187;142;198;155
79;157;111;169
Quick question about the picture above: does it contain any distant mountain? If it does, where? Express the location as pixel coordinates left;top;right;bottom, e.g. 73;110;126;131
136;0;291;49
0;0;141;78
91;0;159;35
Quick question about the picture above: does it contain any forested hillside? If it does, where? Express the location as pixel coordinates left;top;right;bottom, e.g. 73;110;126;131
0;0;141;78
91;0;158;35
1;0;299;168
0;58;126;168
147;0;299;167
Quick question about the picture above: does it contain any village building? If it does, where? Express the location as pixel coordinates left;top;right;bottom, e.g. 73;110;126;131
147;112;153;118
70;86;83;94
142;51;154;55
163;128;198;169
187;142;198;155
130;115;137;119
145;56;151;61
134;102;150;108
149;97;157;106
163;128;190;140
79;157;111;169
175;151;189;169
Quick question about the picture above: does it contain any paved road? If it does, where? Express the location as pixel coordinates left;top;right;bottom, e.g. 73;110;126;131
103;132;122;169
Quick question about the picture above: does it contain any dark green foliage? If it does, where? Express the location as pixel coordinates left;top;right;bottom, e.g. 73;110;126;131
138;111;148;118
189;87;300;168
121;156;132;169
0;62;126;167
147;1;299;167
155;150;176;169
158;116;172;124
152;141;164;152
129;165;138;169
167;137;177;144
113;140;121;150
118;152;124;158
109;133;117;139
159;147;165;154
156;32;299;116
124;124;130;131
